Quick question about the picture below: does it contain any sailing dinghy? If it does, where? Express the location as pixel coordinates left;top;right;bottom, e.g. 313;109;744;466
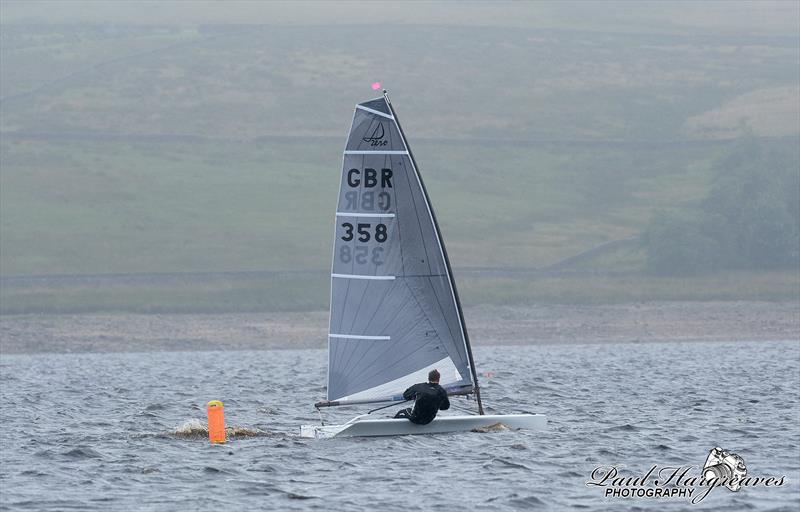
300;92;545;438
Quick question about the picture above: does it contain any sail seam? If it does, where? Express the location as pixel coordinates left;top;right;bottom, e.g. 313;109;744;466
356;105;394;119
338;283;393;378
355;328;436;387
340;296;413;379
362;280;393;336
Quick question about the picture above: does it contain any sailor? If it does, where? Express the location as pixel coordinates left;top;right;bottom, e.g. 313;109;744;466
393;369;450;424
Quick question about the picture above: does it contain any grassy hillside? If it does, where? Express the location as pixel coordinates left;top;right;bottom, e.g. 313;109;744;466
0;136;729;275
2;23;797;141
1;8;798;313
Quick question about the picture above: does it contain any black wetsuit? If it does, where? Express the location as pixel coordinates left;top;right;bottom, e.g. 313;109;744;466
393;382;450;425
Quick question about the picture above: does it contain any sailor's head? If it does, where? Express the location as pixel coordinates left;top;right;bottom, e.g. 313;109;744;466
428;369;440;384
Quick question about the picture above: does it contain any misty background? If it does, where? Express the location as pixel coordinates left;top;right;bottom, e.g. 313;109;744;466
1;0;798;315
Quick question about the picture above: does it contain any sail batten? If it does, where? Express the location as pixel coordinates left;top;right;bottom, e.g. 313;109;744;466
356;104;393;119
343;150;408;155
335;212;396;218
325;94;477;403
328;334;391;340
331;273;396;280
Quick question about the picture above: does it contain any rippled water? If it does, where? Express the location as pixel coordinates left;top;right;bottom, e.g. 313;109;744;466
1;340;798;511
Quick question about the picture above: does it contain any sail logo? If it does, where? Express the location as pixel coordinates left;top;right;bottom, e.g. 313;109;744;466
362;123;388;147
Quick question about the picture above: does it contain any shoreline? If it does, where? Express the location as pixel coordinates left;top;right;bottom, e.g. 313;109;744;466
1;301;797;355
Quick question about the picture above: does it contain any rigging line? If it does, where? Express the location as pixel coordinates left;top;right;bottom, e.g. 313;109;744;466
368;399;410;414
448;401;479;415
450;392;496;414
336;276;395;377
476;401;496;414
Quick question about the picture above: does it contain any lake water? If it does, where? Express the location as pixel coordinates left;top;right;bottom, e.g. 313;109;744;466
1;340;798;511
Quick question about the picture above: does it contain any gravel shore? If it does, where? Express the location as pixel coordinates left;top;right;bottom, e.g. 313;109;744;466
1;301;797;354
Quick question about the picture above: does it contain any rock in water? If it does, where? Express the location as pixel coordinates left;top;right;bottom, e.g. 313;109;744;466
471;422;509;433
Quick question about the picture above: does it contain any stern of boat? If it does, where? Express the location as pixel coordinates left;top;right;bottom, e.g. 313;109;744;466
300;424;348;439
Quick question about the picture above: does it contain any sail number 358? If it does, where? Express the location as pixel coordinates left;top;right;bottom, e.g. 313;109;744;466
340;222;388;243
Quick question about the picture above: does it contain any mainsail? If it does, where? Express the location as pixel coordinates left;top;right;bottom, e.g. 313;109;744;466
323;93;481;408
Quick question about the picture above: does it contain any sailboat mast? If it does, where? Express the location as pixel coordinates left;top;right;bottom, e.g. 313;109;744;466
383;91;484;415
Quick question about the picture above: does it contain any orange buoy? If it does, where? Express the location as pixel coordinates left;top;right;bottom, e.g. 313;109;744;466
207;400;226;443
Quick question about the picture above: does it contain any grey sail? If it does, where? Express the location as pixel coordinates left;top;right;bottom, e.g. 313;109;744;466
326;94;475;403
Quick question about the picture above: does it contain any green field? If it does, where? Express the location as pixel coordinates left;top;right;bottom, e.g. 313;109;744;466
2;270;798;315
1;3;798;313
1;135;796;314
0;137;730;275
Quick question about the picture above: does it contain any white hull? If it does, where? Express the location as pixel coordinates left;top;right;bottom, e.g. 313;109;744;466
300;413;546;439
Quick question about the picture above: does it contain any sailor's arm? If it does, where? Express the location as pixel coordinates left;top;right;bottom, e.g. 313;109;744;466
440;391;450;410
402;383;421;401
